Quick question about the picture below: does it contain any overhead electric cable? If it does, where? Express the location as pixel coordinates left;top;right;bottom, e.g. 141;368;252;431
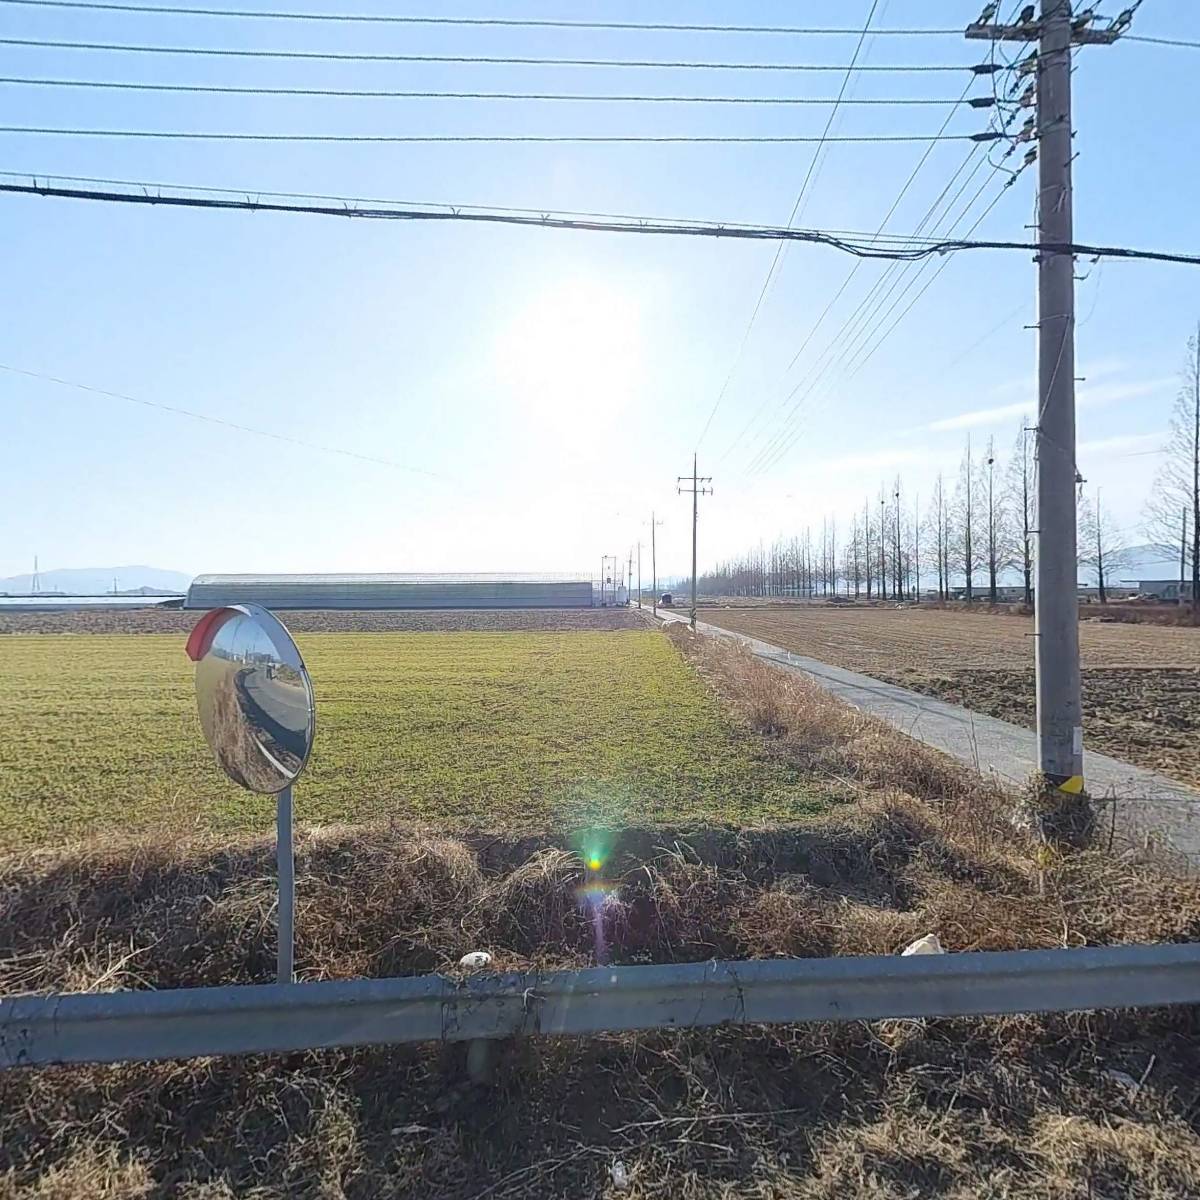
752;168;1023;476
744;150;1009;475
0;77;969;105
2;182;1194;267
0;126;988;144
741;85;1024;474
0;37;974;71
0;1;966;34
0;362;449;477
694;0;880;450
0;167;1012;240
741;145;998;473
1124;34;1200;48
717;75;982;465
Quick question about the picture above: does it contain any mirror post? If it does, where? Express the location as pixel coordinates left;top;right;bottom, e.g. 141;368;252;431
277;784;295;984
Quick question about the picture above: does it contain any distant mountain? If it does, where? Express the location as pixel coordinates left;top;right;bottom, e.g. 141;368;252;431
1115;543;1181;583
0;566;192;595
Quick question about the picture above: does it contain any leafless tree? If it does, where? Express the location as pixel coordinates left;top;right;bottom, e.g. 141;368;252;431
1145;323;1200;618
1005;419;1035;606
848;513;863;597
983;436;1013;605
877;488;889;601
950;435;983;602
927;474;949;601
912;492;922;601
1079;489;1127;604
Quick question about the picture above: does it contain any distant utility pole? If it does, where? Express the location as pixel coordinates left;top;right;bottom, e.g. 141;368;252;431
677;453;713;630
650;513;664;615
879;494;887;602
627;549;633;605
966;0;1125;795
636;541;642;608
893;483;902;602
600;554;617;607
31;554;39;594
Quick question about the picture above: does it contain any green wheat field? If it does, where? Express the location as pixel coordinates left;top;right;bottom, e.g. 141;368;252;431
0;630;831;848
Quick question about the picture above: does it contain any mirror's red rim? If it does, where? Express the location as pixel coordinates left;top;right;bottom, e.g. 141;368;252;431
185;605;241;662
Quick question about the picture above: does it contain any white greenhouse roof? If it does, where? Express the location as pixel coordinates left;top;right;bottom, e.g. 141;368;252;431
190;572;590;586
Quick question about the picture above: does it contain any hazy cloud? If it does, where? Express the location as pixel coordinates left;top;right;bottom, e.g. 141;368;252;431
928;399;1032;432
1077;432;1164;457
928;376;1175;433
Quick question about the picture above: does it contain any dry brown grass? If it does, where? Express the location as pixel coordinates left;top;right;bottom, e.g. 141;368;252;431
3;627;1200;1197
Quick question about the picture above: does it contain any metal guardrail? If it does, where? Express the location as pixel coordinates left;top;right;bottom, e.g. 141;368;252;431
4;944;1200;1068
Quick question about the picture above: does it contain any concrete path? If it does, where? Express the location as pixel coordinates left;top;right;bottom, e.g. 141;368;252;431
653;609;1200;862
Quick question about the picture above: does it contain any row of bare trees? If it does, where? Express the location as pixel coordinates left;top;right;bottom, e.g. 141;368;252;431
701;324;1200;615
700;424;1040;606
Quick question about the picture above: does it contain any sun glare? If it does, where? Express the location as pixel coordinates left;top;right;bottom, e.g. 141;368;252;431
494;279;642;428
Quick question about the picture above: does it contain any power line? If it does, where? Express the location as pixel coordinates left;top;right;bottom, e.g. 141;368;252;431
4;180;1197;267
0;126;989;144
717;76;983;466
0;167;965;241
0;362;450;477
0;77;971;105
739;77;1026;475
751;166;1022;477
1124;34;1200;49
741;148;998;474
0;1;966;35
0;37;974;71
744;152;1013;476
694;0;881;450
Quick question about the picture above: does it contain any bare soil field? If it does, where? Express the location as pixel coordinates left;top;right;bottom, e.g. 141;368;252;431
0;606;648;635
699;607;1200;790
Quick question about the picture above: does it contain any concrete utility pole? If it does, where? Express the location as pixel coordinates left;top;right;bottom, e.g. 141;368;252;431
627;549;634;605
650;513;664;615
636;541;642;608
894;484;902;601
879;494;887;602
677;453;713;630
600;554;618;607
967;0;1123;794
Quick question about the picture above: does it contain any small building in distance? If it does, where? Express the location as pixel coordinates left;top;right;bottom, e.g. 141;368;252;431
185;572;594;610
1132;579;1196;602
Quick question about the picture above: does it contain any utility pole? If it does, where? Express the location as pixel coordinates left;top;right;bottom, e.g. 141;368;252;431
879;494;887;602
914;491;921;603
677;453;713;630
894;483;902;601
636;541;642;608
966;0;1124;794
627;549;633;606
650;513;663;615
600;554;617;608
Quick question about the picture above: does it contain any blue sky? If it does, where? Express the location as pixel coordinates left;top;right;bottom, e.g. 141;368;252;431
2;0;1197;581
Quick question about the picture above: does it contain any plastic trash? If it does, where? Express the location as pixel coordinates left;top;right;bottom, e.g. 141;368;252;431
900;934;946;956
458;951;493;969
610;1160;630;1190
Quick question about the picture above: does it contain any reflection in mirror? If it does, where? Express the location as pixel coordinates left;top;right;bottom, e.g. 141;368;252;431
194;609;314;794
